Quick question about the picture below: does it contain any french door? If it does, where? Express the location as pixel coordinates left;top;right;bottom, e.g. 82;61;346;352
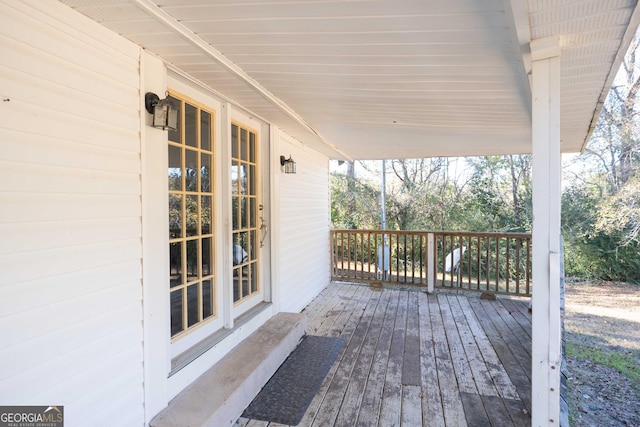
167;92;222;351
230;121;264;316
166;86;267;357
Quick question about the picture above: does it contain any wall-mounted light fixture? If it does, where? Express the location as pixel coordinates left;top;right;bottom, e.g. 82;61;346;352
280;155;296;174
145;92;178;131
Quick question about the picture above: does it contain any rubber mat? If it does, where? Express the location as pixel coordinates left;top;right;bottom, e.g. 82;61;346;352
241;335;345;425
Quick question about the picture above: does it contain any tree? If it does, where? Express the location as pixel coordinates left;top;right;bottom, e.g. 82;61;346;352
562;31;640;282
595;176;640;245
464;156;532;232
582;34;640;244
330;170;381;230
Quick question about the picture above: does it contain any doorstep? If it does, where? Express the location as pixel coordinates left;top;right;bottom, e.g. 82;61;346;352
150;312;307;427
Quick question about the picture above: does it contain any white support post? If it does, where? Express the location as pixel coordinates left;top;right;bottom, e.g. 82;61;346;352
531;36;562;427
427;233;435;293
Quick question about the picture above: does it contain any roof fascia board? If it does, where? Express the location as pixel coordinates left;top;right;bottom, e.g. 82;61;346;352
582;3;640;152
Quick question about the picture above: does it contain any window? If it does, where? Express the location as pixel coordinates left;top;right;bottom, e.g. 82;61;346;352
168;93;216;338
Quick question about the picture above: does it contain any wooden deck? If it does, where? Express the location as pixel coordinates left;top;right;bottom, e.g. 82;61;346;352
237;282;532;427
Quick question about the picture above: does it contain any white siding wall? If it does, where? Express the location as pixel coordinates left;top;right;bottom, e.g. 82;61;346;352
275;132;331;313
0;2;144;426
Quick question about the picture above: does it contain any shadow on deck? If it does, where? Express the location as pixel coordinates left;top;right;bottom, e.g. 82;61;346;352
238;282;532;427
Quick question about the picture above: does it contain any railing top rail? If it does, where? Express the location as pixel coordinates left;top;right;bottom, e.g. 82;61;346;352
330;229;532;239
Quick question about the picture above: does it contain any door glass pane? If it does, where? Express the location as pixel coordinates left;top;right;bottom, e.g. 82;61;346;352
231;161;239;195
201;111;211;150
250;198;256;228
249;133;256;163
168;145;182;191
170;289;184;336
233;233;247;264
249;165;256;195
201;196;212;235
202;237;212;276
242;271;249;299
240;164;248;195
185;103;197;147
251;266;258;293
249;230;257;260
232;197;239;230
201;153;211;192
240;128;248;161
169;194;182;239
202;280;213;319
233;276;241;302
185;149;198;192
170;242;182;287
231;125;238;158
186;195;198;237
187;284;199;327
186;239;199;282
240;232;248;257
241;197;247;229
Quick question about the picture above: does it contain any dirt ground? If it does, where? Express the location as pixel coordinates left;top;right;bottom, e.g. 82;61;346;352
564;280;640;427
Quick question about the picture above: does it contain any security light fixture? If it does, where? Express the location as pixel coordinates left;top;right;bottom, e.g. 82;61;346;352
145;92;178;131
280;155;296;174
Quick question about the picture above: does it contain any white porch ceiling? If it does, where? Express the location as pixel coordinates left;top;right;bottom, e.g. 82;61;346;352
60;0;640;160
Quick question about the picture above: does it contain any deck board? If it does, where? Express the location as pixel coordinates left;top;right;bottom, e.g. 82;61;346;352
402;385;423;426
418;292;446;427
503;396;532;425
355;288;399;427
480;299;532;376
446;294;497;397
402;292;421;387
481;394;514;426
334;289;389;426
490;299;532;356
238;282;532;427
439;294;478;394
500;298;533;339
428;293;468;427
469;298;532;413
460;392;491;427
378;290;408;427
309;286;373;426
456;296;520;401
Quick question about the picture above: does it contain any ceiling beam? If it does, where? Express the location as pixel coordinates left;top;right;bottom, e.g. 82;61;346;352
503;0;533;114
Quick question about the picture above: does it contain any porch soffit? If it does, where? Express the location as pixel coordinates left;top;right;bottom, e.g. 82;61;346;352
59;0;640;160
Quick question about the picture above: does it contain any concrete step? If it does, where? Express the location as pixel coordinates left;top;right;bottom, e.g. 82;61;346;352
151;312;307;427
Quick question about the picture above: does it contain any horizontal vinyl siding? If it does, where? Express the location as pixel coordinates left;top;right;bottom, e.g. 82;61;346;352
0;2;144;426
278;134;331;313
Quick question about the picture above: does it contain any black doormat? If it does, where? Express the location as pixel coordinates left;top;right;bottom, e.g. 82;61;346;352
242;335;345;425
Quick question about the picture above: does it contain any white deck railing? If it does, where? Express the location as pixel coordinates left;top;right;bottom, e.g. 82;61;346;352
330;230;532;296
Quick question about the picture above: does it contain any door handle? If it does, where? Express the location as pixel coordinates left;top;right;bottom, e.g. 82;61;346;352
259;204;268;248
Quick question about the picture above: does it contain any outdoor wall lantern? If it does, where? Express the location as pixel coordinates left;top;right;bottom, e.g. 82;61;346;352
280;155;296;174
145;92;178;131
